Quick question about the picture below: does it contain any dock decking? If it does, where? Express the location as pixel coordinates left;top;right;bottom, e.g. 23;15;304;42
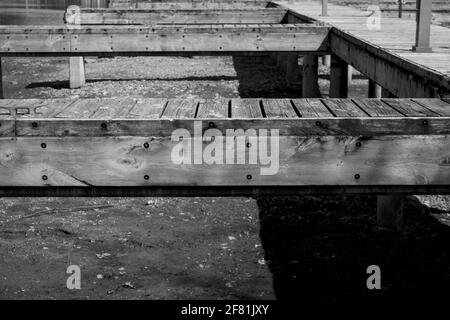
275;0;450;98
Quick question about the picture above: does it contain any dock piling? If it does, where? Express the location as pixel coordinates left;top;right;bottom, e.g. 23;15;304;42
65;6;86;88
302;54;320;97
412;0;432;52
329;55;348;98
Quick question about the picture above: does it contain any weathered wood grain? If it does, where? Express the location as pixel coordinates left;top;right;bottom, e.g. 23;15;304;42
0;135;448;186
75;9;287;25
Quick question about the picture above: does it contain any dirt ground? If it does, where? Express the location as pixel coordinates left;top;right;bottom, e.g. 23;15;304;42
0;8;450;302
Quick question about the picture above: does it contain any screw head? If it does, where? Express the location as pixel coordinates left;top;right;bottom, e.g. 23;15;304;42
422;119;428;127
315;121;322;127
32;122;38;128
354;174;360;180
246;142;251;148
246;174;252;180
143;142;150;149
42;175;48;181
356;141;362;148
209;122;215;128
144;175;150;180
41;143;47;149
101;123;107;130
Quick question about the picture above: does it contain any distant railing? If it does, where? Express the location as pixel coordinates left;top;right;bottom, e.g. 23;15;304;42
0;0;108;9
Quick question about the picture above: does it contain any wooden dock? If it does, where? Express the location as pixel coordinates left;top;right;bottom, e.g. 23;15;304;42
274;0;450;98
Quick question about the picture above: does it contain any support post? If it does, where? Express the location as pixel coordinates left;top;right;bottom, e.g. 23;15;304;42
0;58;3;99
277;54;287;74
412;0;432;52
329;55;348;98
368;80;382;98
285;54;298;87
321;0;328;16
302;54;320;98
65;6;86;88
398;0;403;18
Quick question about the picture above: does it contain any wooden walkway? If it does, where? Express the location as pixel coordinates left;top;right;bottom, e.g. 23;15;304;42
275;0;450;97
0;98;449;196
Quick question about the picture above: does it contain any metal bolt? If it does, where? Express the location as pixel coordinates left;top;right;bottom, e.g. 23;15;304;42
246;142;251;148
41;143;47;149
32;122;38;128
42;175;48;181
422;119;428;127
315;121;322;127
356;141;362;148
246;174;252;180
144;175;150;180
144;142;149;149
354;174;360;180
209;122;215;128
101;123;107;130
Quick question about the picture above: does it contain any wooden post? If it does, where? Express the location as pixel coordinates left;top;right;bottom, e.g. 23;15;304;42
412;0;432;52
321;0;328;16
302;54;320;98
65;6;86;89
347;65;353;84
329;55;348;98
285;54;298;87
0;57;3;99
398;0;403;18
368;80;382;98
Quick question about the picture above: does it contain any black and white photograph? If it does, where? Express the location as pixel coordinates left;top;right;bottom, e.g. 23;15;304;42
0;0;449;313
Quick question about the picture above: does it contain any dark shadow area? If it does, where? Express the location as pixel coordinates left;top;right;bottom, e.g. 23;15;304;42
256;195;450;303
26;76;239;90
232;55;303;98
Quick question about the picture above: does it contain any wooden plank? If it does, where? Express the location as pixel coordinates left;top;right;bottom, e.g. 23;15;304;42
55;98;105;118
230;99;262;118
321;99;368;117
382;98;440;117
352;98;403;117
76;9;287;25
261;99;298;118
329;55;349;98
291;99;333;118
91;97;137;118
1;135;449;186
0;25;330;55
412;98;450;116
196;99;229;118
162;99;198;118
127;98;167;118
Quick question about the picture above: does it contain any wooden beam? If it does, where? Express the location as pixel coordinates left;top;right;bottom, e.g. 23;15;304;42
74;8;288;25
0;134;449;187
330;29;449;97
302;54;320;98
0;25;330;55
413;0;432;52
109;0;272;9
329;55;348;98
